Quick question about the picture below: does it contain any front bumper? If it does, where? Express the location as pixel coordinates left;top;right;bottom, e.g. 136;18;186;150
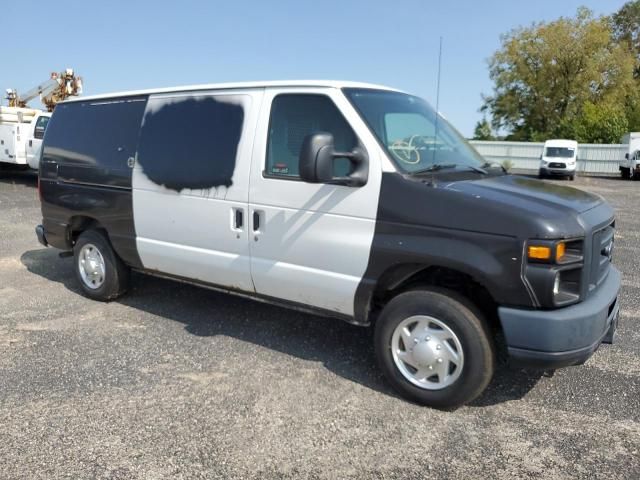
498;266;621;369
540;166;576;176
35;224;48;247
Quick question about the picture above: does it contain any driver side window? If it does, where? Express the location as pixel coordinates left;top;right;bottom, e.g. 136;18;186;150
266;94;357;179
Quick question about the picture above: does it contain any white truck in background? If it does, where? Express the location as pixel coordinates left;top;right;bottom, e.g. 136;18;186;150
0;107;51;169
619;132;640;180
27;111;51;169
1;69;81;171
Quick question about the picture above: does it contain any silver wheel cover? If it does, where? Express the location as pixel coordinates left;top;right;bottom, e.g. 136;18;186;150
391;315;464;390
78;243;106;290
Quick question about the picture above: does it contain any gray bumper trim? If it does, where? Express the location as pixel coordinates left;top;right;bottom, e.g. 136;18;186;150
499;265;620;356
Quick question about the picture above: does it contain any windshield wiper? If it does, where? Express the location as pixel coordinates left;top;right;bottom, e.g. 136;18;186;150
411;163;488;175
410;163;458;174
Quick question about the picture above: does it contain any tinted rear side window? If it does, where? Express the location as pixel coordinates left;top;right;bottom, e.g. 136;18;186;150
136;94;249;192
43;98;147;171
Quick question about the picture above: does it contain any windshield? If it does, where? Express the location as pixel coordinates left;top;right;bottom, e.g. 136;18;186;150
344;88;485;173
544;147;575;158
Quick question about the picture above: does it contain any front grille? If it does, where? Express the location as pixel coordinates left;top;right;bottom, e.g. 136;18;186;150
549;162;566;168
589;222;614;292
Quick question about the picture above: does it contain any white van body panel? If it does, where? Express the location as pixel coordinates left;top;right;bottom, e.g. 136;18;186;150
539;139;578;176
132;90;263;292
247;87;383;315
247;88;382;315
64;80;402;105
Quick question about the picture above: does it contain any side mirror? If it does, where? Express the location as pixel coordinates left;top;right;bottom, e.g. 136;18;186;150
625;153;630;160
299;132;368;187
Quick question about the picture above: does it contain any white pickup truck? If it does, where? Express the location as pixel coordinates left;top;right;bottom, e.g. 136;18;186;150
0;106;51;170
619;132;640;180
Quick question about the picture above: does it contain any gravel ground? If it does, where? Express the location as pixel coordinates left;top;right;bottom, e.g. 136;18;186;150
0;170;638;479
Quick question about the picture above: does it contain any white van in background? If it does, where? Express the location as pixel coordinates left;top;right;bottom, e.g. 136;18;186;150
538;139;578;180
619;132;640;180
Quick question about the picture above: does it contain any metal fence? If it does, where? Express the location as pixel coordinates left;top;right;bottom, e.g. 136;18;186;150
469;141;626;176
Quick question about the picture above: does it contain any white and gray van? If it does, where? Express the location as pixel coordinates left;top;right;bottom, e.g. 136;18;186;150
35;81;620;408
538;139;578;180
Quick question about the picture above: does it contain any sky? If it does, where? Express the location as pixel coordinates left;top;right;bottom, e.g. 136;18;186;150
5;0;629;137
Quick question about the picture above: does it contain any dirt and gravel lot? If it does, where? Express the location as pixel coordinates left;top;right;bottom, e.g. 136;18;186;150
0;169;638;479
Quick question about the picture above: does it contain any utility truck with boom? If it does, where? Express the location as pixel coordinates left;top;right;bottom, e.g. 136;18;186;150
1;69;82;170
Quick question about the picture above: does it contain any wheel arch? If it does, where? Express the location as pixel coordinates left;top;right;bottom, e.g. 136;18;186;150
68;215;107;245
363;262;506;358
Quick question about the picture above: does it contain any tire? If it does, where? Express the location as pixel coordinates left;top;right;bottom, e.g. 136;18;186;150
538;170;544;179
374;288;495;409
570;174;575;181
73;229;130;301
622;168;631;179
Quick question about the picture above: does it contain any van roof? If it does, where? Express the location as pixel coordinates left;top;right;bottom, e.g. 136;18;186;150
543;139;578;148
62;80;403;103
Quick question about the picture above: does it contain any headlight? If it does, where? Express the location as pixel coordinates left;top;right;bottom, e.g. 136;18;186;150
524;238;584;308
528;245;552;261
527;240;581;264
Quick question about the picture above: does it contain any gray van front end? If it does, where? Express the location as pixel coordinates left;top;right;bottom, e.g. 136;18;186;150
498;198;620;369
354;170;621;371
500;265;620;368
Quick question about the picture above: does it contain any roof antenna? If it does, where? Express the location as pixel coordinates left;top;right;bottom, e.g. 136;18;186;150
431;36;443;184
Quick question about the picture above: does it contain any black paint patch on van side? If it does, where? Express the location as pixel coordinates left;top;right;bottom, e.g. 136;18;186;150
40;97;148;268
137;96;245;191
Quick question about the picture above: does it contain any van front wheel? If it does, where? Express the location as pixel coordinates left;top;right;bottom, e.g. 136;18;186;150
374;289;495;408
73;230;130;301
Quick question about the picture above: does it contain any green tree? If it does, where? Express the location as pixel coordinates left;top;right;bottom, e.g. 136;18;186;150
472;118;494;140
564;101;629;143
483;7;635;141
612;0;640;75
611;1;640;131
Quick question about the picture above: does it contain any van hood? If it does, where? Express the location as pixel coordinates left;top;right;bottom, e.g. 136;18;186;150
446;175;600;214
378;173;611;240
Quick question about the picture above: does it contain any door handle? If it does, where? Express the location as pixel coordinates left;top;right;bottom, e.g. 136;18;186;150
231;207;244;234
252;210;264;241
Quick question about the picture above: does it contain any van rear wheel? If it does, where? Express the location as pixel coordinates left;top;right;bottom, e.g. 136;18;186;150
374;288;495;408
73;230;130;301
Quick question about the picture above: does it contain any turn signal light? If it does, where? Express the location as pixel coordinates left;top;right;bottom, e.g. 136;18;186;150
556;242;566;262
528;245;551;260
